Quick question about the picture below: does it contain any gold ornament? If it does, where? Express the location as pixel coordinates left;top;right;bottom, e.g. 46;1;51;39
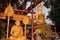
13;14;23;21
23;16;30;24
4;3;14;17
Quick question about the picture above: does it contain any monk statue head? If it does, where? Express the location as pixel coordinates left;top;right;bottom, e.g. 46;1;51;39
15;21;20;26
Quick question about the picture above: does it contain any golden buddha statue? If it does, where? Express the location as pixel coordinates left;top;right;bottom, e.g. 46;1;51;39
10;21;26;40
35;4;57;37
36;4;45;24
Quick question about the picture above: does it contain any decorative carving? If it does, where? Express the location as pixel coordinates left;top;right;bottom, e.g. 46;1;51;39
4;3;14;17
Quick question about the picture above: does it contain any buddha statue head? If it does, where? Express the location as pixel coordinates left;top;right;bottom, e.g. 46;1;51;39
38;4;43;13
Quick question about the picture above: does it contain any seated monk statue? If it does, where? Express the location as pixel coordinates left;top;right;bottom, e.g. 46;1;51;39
10;21;26;40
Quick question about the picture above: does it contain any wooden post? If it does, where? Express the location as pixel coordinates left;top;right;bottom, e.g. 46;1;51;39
32;10;34;40
7;16;10;40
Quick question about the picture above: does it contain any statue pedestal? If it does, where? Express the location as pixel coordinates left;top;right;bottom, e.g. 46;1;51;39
10;36;27;40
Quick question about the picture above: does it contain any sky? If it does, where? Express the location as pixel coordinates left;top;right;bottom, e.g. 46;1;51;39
26;1;53;25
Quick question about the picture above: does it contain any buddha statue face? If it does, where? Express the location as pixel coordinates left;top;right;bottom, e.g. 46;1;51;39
38;4;43;12
15;21;20;26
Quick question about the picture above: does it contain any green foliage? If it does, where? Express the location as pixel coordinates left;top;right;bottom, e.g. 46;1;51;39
48;0;60;32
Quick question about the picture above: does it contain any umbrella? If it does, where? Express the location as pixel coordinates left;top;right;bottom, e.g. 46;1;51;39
4;3;14;40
